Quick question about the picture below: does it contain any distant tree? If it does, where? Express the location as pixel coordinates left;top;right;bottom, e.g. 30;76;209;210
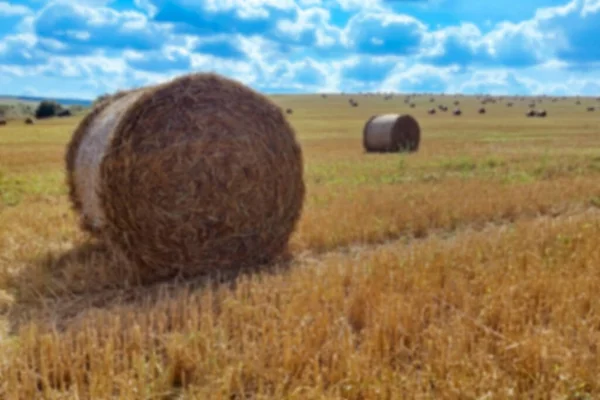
35;100;63;119
57;108;72;117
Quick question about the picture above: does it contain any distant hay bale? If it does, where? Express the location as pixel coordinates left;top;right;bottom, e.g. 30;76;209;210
526;110;536;117
536;109;547;117
0;119;6;126
506;102;513;107
363;114;420;153
453;109;462;116
25;117;34;124
428;108;436;115
453;100;460;105
57;109;72;117
587;107;595;112
65;72;305;283
410;103;416;108
286;108;293;114
478;107;486;114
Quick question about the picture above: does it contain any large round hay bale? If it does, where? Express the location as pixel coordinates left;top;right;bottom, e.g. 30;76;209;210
362;114;420;153
0;119;6;126
65;72;305;283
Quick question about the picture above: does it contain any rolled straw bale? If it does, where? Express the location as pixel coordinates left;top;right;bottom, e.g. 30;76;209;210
362;114;420;153
65;72;305;282
0;119;6;126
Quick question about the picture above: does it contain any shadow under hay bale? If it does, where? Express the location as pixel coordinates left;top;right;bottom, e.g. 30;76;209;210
7;239;295;333
363;114;421;153
64;72;305;285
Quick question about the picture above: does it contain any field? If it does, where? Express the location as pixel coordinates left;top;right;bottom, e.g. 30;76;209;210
1;93;600;399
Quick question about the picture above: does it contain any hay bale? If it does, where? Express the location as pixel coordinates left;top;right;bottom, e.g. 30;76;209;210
587;107;595;112
536;109;547;117
478;107;486;114
428;108;436;115
453;109;462;116
526;109;536;117
65;72;305;283
410;103;416;108
25;117;34;124
363;114;420;153
286;108;293;114
0;119;6;126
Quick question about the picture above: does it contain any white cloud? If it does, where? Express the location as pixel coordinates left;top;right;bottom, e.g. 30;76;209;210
1;0;600;98
582;0;600;15
0;1;31;16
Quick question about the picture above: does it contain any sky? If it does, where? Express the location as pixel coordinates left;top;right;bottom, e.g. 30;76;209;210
0;0;599;100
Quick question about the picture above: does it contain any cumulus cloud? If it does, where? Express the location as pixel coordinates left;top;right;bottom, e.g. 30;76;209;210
0;0;600;98
33;1;173;53
0;2;31;16
344;12;426;55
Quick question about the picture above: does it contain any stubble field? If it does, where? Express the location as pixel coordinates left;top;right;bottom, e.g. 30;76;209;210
1;93;600;399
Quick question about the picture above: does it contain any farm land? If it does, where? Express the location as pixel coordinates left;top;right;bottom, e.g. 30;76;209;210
1;93;600;398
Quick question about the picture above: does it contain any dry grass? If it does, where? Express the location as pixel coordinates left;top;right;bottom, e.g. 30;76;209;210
1;94;600;399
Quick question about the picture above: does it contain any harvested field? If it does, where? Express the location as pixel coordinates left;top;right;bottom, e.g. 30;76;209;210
1;93;600;399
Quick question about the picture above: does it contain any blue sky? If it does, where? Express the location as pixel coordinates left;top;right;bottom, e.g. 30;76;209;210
0;0;599;99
